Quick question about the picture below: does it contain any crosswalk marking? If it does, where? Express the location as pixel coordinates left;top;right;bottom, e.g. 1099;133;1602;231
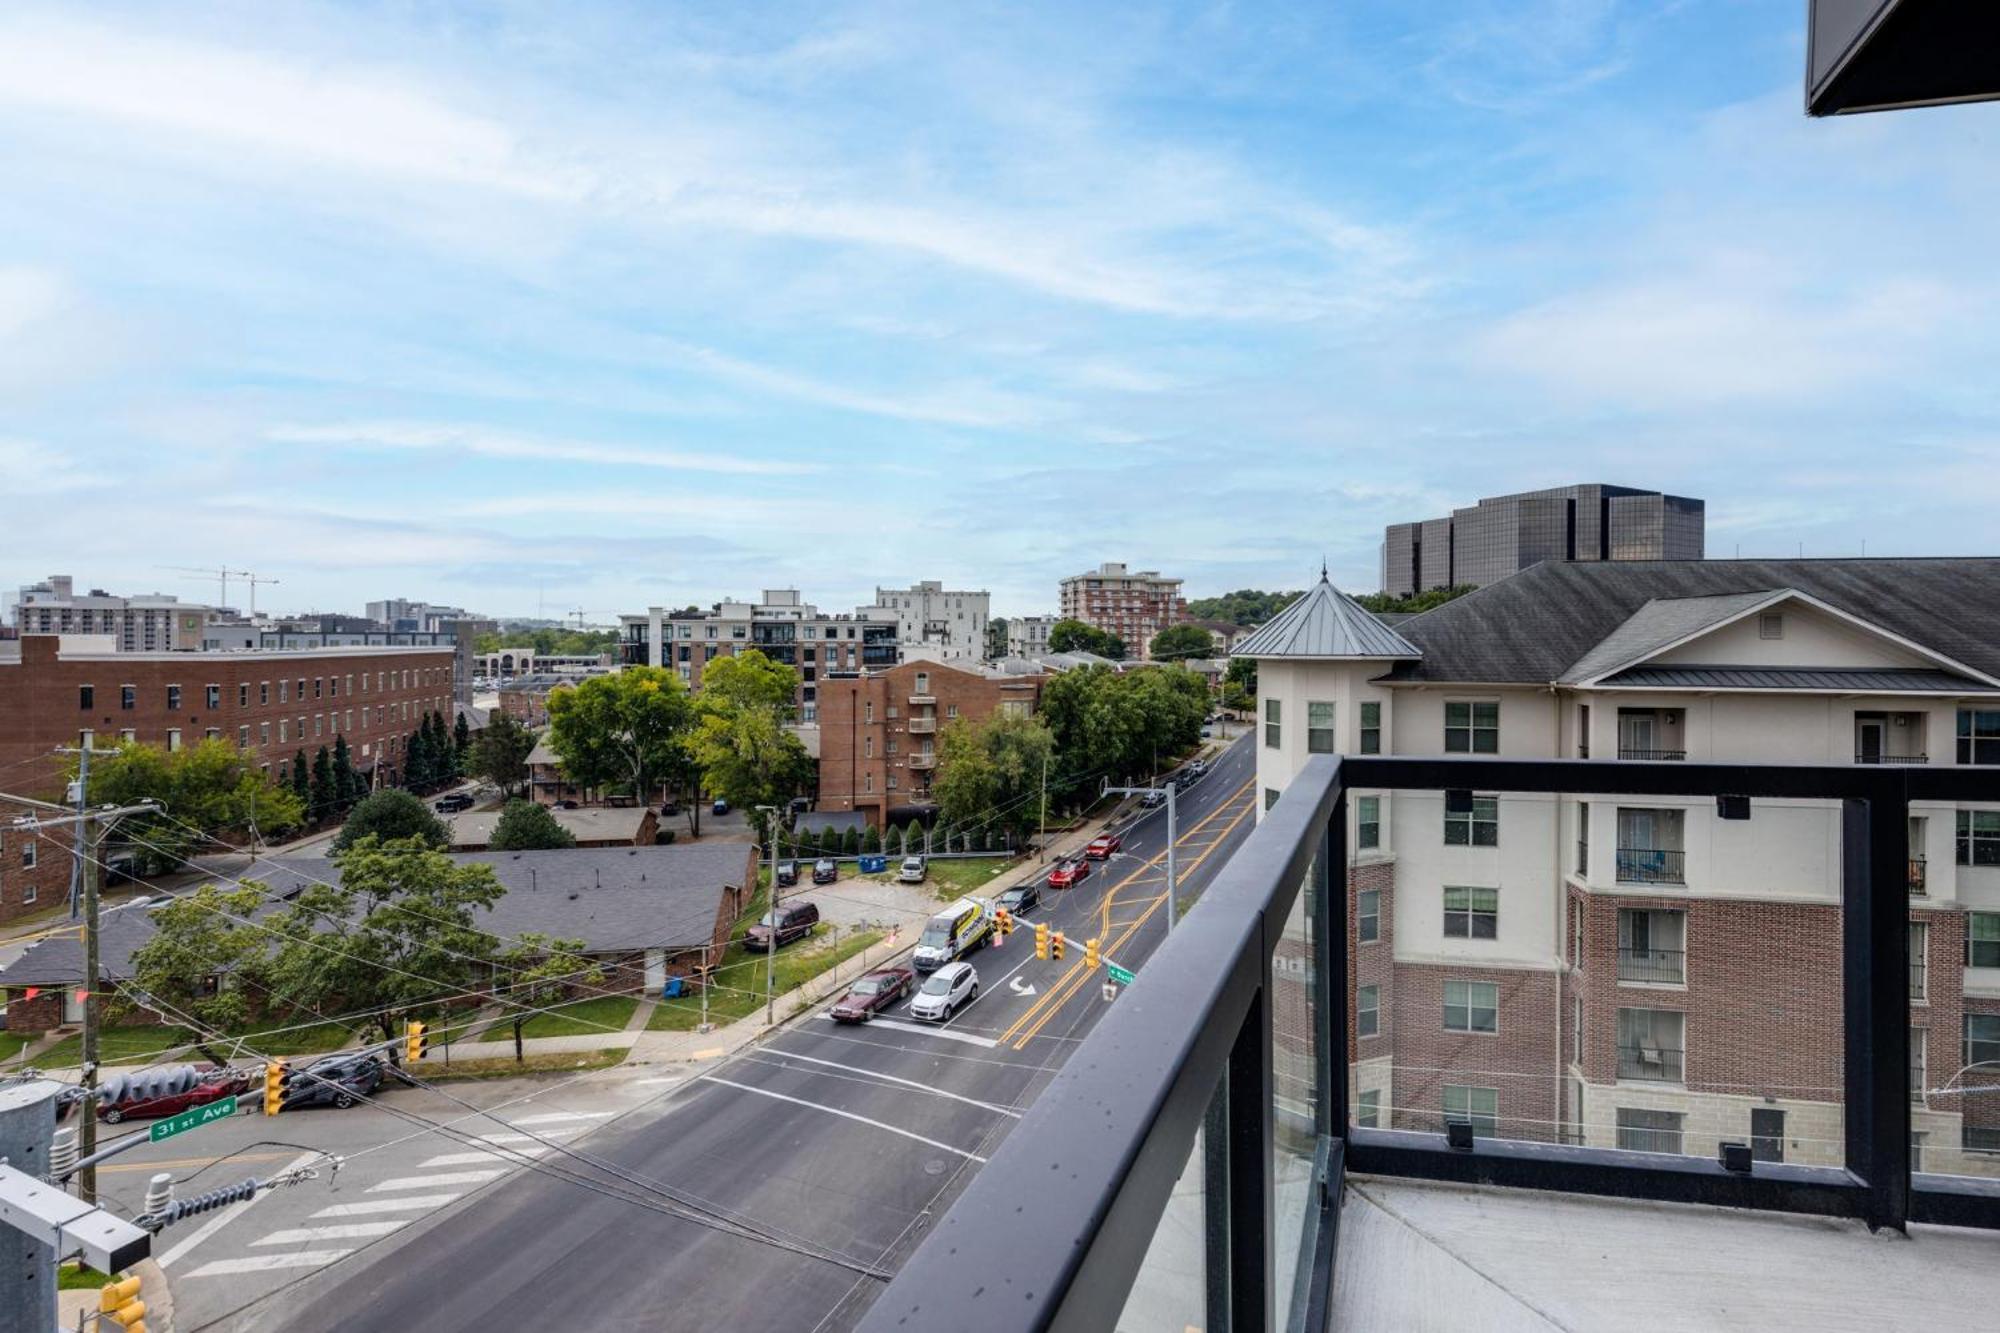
311;1194;463;1217
419;1147;549;1168
184;1250;353;1277
474;1128;581;1146
852;1016;1001;1048
253;1222;406;1247
508;1110;613;1126
367;1170;501;1193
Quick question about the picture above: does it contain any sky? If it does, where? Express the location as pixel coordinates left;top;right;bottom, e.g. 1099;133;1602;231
3;1;1998;621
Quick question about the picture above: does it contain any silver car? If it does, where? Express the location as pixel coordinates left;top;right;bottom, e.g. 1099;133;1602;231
908;961;978;1021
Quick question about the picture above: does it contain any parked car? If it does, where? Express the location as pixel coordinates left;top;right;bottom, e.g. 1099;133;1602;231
434;793;475;813
812;857;839;885
1200;725;1214;738
661;798;681;817
1188;759;1209;777
745;900;820;951
908;961;979;1022
775;860;800;887
995;882;1041;916
899;855;927;883
97;1065;250;1125
1140;789;1167;809
1084;833;1121;860
829;968;915;1023
285;1053;385;1111
712;798;731;816
1047;857;1092;890
556;799;581;810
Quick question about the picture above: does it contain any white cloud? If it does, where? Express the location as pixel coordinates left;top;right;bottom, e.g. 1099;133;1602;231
266;422;821;476
661;342;1059;430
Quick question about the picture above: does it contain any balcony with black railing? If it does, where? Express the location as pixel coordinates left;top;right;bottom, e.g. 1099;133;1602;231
1619;747;1687;761
1617;1043;1687;1082
1857;751;1928;765
1910;856;1928;894
1616;846;1686;884
1617;947;1686;985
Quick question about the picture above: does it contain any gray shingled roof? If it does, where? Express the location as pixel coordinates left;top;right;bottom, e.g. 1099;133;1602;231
1599;665;1992;693
1381;559;2000;686
0;845;755;986
1233;576;1421;660
1558;591;1783;684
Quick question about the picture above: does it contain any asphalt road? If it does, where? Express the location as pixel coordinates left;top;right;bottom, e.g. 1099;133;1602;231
190;732;1258;1333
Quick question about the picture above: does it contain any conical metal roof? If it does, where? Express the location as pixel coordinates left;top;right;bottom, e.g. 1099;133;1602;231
1231;575;1422;661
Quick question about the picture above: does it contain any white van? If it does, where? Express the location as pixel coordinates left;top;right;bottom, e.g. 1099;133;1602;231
912;896;992;973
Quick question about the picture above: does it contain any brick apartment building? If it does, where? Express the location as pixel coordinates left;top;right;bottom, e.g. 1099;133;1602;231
0;635;454;925
817;659;1045;826
1058;562;1185;660
1245;560;2000;1179
622;591;898;723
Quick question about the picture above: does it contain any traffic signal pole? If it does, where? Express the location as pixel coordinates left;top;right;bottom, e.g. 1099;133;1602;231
1100;780;1178;930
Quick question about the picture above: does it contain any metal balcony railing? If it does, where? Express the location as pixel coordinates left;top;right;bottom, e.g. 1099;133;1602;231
907;753;937;770
1616;847;1686;884
1619;747;1687;761
857;755;1997;1333
1910;857;1928;895
1617;947;1685;984
906;717;936;734
1857;752;1928;765
1618;1044;1686;1082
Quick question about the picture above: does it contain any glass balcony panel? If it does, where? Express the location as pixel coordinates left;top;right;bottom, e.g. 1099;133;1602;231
1272;855;1322;1322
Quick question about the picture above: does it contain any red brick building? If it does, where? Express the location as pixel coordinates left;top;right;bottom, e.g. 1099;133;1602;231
817;660;1045;826
1058;562;1186;660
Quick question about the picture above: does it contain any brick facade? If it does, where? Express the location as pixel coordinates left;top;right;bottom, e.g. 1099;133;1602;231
1058;563;1186;661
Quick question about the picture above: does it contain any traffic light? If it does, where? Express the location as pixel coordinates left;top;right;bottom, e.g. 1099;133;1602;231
1086;937;1101;970
100;1274;146;1331
1051;930;1066;961
1034;922;1050;961
994;907;1013;937
406;1019;429;1062
262;1059;290;1116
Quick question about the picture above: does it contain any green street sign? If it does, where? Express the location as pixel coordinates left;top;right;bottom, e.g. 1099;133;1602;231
1106;964;1135;987
149;1094;238;1143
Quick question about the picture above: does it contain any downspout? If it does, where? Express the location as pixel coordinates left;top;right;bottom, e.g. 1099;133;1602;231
1552;681;1568;1141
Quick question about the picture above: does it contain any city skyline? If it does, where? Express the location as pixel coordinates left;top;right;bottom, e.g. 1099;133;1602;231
5;2;1999;616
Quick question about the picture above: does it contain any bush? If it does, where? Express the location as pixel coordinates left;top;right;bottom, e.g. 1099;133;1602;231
654;828;676;845
489;800;577;852
841;826;860;856
861;824;881;854
332;789;449;855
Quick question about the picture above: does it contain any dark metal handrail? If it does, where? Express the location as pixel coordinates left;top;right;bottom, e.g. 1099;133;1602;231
1618;1043;1686;1081
1857;752;1928;765
1616;846;1686;884
1617;947;1685;984
1619;747;1687;761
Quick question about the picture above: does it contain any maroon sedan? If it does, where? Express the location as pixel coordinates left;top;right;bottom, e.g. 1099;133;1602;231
830;968;915;1023
98;1066;250;1125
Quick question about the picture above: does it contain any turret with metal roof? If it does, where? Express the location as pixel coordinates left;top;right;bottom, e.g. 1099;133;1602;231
1231;569;1422;661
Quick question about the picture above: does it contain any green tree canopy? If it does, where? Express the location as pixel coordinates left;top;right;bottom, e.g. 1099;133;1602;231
1047;618;1126;659
1351;584;1477;614
331;789;450;856
126;882;276;1063
467;712;536;796
1038;663;1208;801
1148;624;1216;661
493;931;602;1060
488;799;577;851
1184;589;1301;626
685;651;812;816
545;666;693;801
700;650;798;716
81;738;304;873
931;712;1054;847
984;616;1009;660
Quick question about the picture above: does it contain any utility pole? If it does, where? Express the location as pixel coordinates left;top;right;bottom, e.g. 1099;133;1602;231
757;805;782;1026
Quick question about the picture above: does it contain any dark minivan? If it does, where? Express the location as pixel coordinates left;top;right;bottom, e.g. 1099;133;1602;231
745;901;819;951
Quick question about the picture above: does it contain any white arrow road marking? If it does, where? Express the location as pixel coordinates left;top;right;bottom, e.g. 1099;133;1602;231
367;1170;501;1192
698;1076;989;1162
311;1194;463;1217
184;1251;353;1277
1008;977;1037;996
254;1221;407;1246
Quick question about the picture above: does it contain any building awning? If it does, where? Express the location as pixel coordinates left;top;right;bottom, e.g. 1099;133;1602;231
1594;665;1997;693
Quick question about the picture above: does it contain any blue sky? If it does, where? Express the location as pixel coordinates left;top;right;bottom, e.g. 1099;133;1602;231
3;1;1996;621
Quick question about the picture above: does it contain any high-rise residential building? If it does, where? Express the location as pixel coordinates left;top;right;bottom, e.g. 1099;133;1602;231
619;591;897;723
1243;557;2000;1180
868;581;990;661
1381;484;1705;597
11;575;215;651
1058;562;1186;660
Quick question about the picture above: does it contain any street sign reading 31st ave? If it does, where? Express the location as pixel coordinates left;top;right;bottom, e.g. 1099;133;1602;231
1106;964;1135;987
149;1094;238;1143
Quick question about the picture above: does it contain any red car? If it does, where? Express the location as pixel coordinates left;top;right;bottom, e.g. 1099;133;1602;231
1084;833;1121;860
829;968;915;1023
1047;858;1092;890
96;1065;251;1125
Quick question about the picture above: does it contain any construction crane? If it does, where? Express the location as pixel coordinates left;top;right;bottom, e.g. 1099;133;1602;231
156;566;281;615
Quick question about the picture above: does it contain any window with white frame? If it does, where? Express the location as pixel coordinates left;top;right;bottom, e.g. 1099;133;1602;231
1357;795;1380;849
1357;1089;1380;1128
1912;1027;1927;1104
1357;984;1379;1038
1958;811;2000;866
1307;701;1336;754
1968;1013;2000;1070
1443;886;1498;939
1616;1107;1684;1154
1357;888;1379;943
1443;980;1497;1033
1444;795;1498;847
1969;913;2000;968
22;841;37;870
1359;701;1381;755
1443;700;1498;754
1911;922;1929;1001
1958;709;2000;765
1264;698;1281;749
1442;1085;1498;1136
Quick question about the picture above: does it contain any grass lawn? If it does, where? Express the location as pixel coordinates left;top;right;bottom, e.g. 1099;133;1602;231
58;1264;114;1290
422;1047;628;1082
496;994;639;1042
34;1024;194;1071
231;1018;358;1057
648;927;884;1031
0;1029;29;1063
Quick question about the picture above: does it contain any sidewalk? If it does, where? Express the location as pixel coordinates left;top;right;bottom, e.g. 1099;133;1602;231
57;1258;173;1333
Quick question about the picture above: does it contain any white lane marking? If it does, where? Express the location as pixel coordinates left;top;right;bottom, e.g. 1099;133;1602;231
477;1128;581;1145
745;1050;1022;1118
1008;977;1037;996
184;1250;352;1277
158;1149;321;1270
509;1110;613;1126
367;1170;502;1192
840;1015;999;1048
311;1194;463;1217
698;1075;989;1163
419;1147;549;1168
635;1077;681;1086
253;1221;406;1246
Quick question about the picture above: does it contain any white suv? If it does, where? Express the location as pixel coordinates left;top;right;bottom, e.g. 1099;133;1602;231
899;855;928;883
909;961;978;1021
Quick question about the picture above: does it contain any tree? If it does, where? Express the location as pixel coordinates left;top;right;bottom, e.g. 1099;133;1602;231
1185;589;1302;626
688;651;813;815
1149;624;1215;662
931;712;1054;848
126;882;275;1063
842;825;861;856
1352;584;1477;614
290;750;311;811
331;789;450;856
81;738;304;873
310;746;336;825
468;713;536;797
268;837;504;1040
546;666;694;804
489;799;577;851
1047;618;1125;659
984;616;1009;660
452;712;472;777
861;824;881;855
492;932;601;1061
1223;654;1257;713
331;735;362;815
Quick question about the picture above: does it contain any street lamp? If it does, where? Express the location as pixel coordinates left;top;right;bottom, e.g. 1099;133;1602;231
756;803;783;1025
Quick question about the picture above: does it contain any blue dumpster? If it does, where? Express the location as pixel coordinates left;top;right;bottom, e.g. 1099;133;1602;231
858;854;888;874
662;976;685;1000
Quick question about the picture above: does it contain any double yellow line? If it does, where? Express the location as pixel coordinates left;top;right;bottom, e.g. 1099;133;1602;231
999;781;1256;1049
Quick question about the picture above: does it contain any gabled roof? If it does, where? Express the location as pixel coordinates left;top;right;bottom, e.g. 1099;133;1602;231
1380;559;2000;686
1233;575;1421;661
1558;591;1785;685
